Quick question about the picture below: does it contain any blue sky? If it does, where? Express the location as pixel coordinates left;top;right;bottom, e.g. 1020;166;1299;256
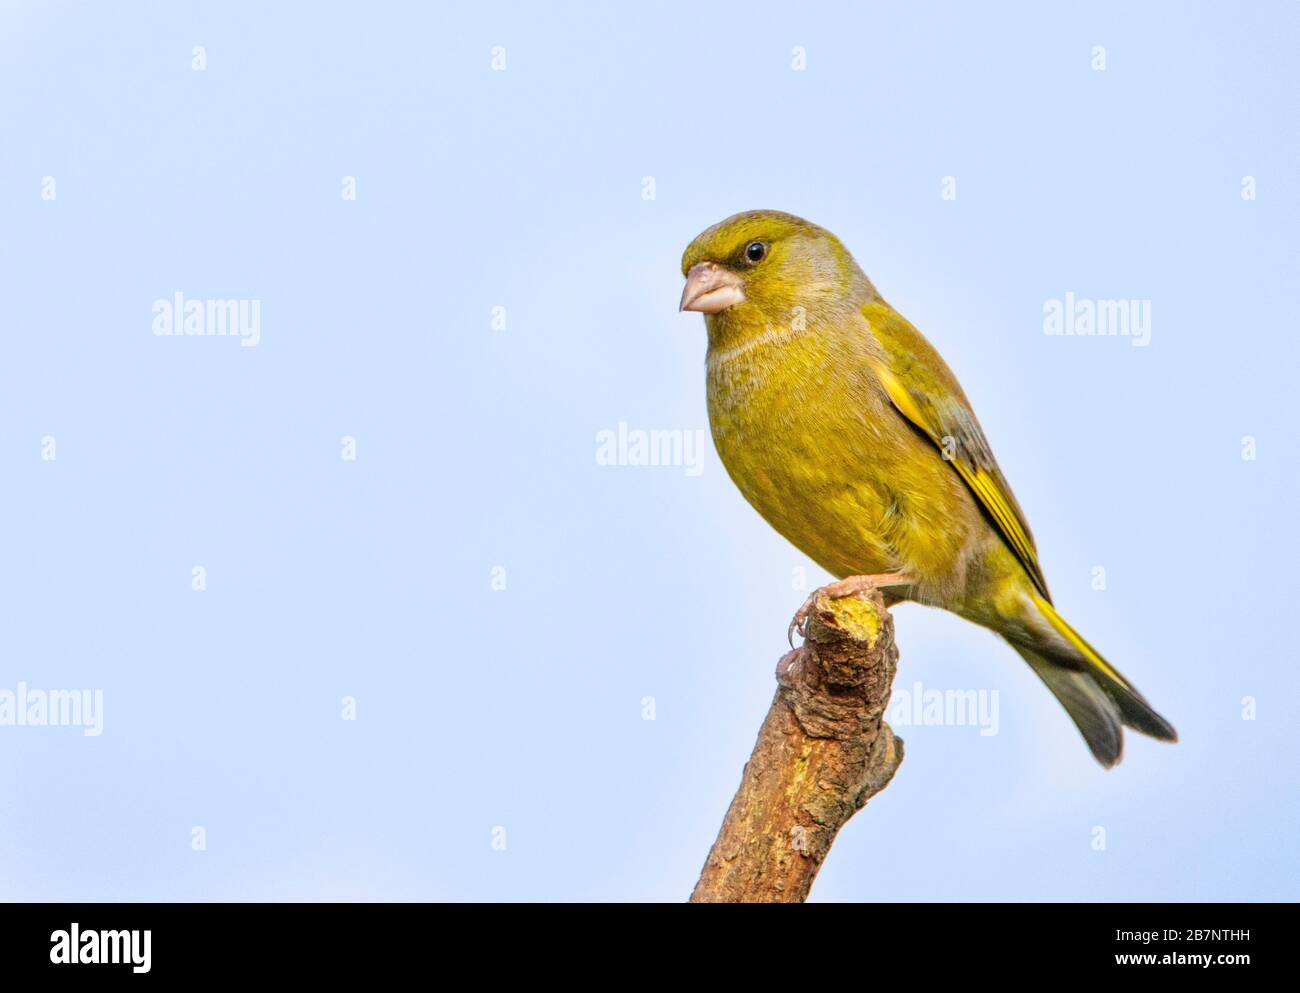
1;0;1297;901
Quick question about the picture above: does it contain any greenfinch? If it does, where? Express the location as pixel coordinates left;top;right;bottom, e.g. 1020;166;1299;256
680;210;1175;767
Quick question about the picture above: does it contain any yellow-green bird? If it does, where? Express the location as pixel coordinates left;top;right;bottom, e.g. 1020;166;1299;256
680;209;1175;767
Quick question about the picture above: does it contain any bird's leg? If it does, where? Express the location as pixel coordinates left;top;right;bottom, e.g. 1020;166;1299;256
788;572;915;646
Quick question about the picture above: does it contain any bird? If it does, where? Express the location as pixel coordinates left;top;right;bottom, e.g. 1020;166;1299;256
679;209;1176;767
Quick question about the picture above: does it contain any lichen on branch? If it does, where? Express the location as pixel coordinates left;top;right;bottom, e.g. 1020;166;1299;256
690;587;904;903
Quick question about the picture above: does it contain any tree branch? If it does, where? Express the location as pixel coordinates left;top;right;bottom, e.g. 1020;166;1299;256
690;587;904;903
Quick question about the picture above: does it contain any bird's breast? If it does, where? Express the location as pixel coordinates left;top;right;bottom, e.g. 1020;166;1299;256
705;330;980;595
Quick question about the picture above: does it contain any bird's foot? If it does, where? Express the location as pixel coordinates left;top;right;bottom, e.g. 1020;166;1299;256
775;647;806;686
787;572;914;647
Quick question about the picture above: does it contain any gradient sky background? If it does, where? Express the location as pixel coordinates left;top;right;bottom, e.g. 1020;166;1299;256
2;1;1297;901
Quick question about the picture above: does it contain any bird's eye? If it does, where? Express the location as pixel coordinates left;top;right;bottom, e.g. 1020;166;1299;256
744;241;767;264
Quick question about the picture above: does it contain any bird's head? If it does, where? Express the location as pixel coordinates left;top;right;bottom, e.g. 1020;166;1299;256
679;210;875;345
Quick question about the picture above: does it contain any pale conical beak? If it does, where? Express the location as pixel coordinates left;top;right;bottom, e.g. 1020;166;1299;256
679;262;745;314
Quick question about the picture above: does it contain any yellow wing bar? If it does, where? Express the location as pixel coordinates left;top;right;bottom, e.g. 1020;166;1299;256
873;362;1051;601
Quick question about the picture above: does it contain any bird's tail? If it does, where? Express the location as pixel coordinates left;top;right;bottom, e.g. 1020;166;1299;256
1009;593;1177;768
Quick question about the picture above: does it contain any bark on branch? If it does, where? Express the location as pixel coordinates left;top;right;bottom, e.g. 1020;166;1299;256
690;587;904;903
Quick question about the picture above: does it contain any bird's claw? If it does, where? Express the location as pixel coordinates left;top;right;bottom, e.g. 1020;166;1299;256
788;573;912;647
788;589;823;647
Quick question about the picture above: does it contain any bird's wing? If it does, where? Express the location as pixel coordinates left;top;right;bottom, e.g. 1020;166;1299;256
862;301;1051;601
